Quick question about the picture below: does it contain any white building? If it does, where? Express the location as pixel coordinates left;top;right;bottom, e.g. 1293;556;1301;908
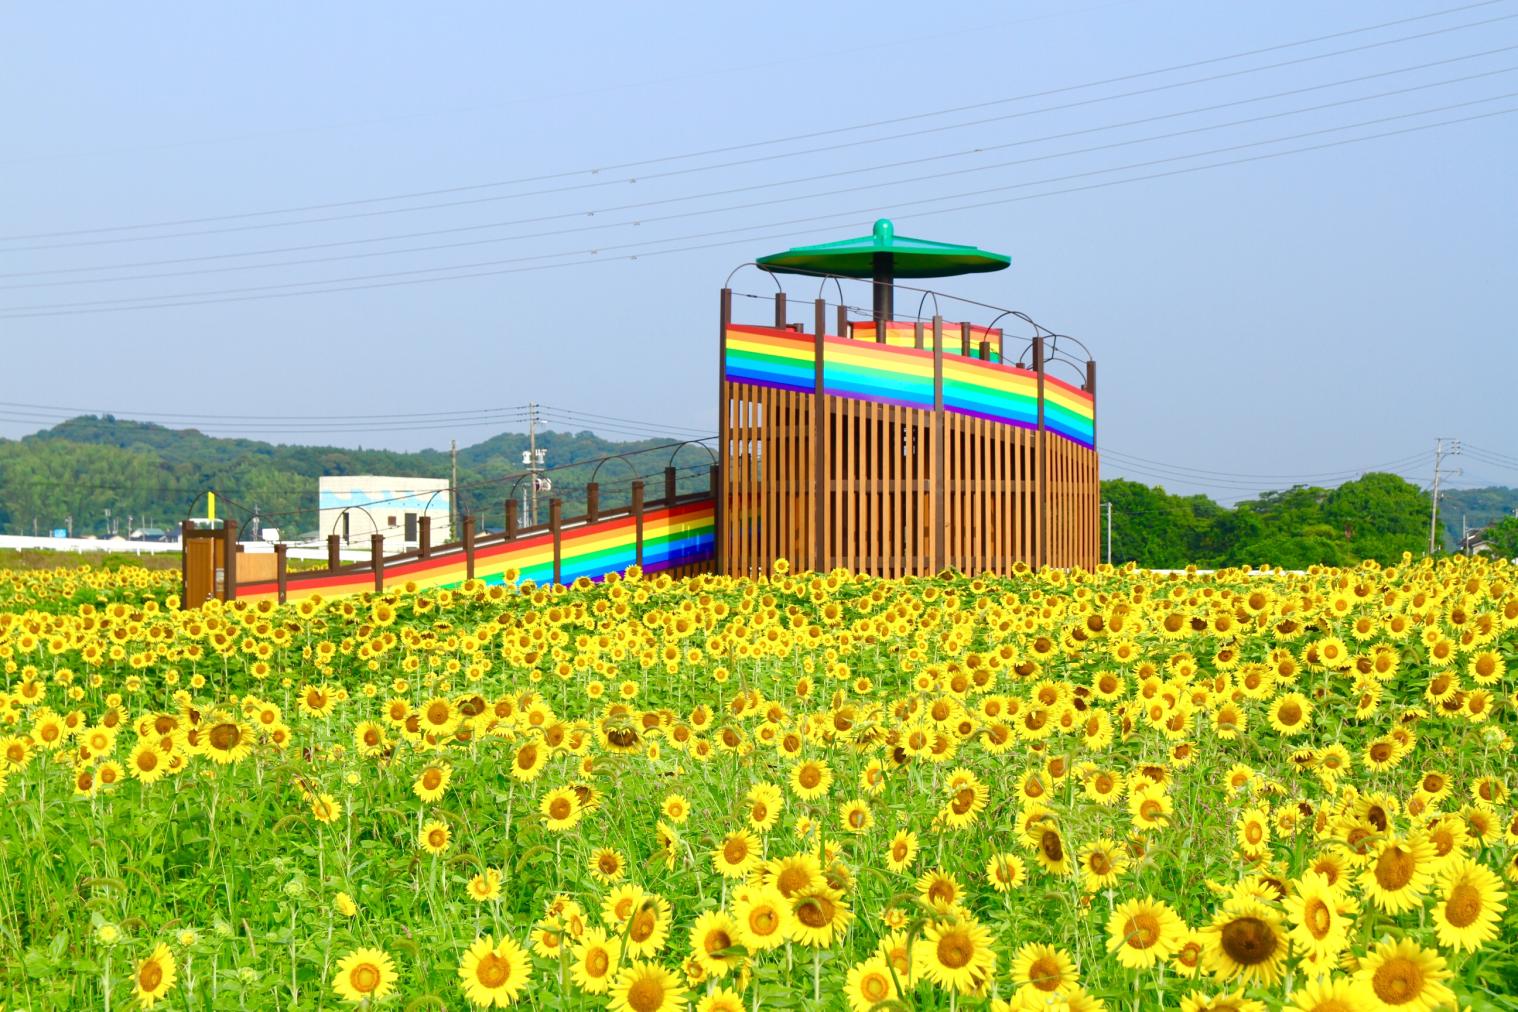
318;476;452;552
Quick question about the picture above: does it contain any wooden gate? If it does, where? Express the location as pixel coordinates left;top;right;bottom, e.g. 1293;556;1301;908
181;522;235;608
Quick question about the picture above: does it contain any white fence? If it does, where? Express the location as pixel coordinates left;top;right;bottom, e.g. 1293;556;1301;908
0;535;370;563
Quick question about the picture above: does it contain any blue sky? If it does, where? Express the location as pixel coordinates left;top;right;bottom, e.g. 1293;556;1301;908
2;0;1514;501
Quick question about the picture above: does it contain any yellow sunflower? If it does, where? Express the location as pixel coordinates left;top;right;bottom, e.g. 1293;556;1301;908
133;943;177;1009
1431;856;1507;952
569;927;621;995
1107;896;1187;969
1010;942;1079;999
332;947;397;1005
609;960;686;1012
457;934;532;1007
1353;938;1453;1010
1200;898;1288;986
1361;831;1434;914
916;916;997;995
845;956;901;1012
688;910;742;978
1285;871;1356;962
733;884;793;952
419;819;452;855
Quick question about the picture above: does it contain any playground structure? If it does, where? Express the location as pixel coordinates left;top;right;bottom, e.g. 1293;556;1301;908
179;222;1098;606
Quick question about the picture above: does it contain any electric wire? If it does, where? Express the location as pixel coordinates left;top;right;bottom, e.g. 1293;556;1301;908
3;101;1513;320
0;0;1499;245
8;54;1514;289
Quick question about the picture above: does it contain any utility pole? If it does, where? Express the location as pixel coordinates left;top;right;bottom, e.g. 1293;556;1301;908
522;403;547;527
450;438;458;541
1103;501;1113;566
1462;513;1469;556
1428;437;1461;555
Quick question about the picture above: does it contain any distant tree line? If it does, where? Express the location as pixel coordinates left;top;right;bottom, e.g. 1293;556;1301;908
2;417;1512;567
1099;472;1512;569
0;417;713;539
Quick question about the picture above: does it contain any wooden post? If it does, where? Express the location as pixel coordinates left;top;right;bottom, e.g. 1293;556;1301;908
418;516;431;559
914;321;924;350
717;288;731;576
550;499;563;586
664;466;677;506
504;500;518;540
370;533;384;593
979;339;992;361
586;482;600;523
632;479;645;568
960;322;971;357
462;514;475;581
1086;359;1097;445
932;316;945;575
836;304;847;343
275;543;288;604
813;297;827;573
180;519;193;607
327;534;341;571
1034;335;1047;570
223;520;238;601
774;292;787;329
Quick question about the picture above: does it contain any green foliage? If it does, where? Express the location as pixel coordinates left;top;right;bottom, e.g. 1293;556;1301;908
1442;486;1518;548
1486;516;1518;560
1102;471;1440;569
0;416;707;539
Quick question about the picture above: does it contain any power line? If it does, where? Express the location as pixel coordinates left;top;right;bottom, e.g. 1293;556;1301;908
2;2;1509;248
1100;447;1428;480
9;55;1514;289
2;101;1513;320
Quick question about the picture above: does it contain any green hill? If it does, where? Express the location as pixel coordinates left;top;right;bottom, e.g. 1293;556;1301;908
0;417;713;539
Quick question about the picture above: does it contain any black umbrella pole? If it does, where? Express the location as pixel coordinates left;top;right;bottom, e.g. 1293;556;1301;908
872;252;894;330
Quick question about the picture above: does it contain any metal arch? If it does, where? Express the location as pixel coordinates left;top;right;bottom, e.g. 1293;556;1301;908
913;289;942;323
328;504;381;544
1040;331;1093;360
419;487;456;525
665;439;718;468
724;262;784;292
589;452;643;484
816;274;846;307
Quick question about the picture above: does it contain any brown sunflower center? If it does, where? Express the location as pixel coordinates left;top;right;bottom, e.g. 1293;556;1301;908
749;906;779;936
1125;912;1160;948
475;952;511;988
139;960;164;991
704;929;731;955
861;971;890;1001
586;948;610;975
629;909;656;942
1375;846;1417;890
1445;883;1483;928
627;976;665;1012
422;769;442;789
1219;916;1278;966
723;838;749;864
1089;852;1111;875
350;962;381;993
1305;898;1332;938
208;723;241;751
1028;955;1061;990
936;931;973;969
1040;830;1063;862
1371;957;1425;1003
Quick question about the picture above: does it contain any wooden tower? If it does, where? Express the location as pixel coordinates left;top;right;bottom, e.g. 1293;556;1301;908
717;222;1098;578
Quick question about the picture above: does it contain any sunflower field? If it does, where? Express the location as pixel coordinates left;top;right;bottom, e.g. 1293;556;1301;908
1;555;1517;1011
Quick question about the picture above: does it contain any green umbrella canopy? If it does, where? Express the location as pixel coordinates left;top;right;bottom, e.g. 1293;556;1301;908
756;218;1011;280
